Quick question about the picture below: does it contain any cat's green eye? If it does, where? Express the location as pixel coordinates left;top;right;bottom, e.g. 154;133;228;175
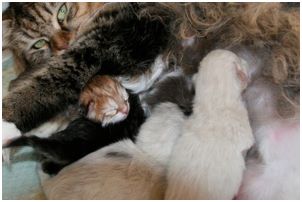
57;4;68;23
33;39;47;49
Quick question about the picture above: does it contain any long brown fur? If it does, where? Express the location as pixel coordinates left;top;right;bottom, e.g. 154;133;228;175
175;2;299;114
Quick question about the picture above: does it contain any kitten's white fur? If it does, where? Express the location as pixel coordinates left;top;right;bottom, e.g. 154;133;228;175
2;116;69;163
236;79;300;199
136;102;185;166
41;103;184;199
100;99;130;127
237;119;299;200
2;120;22;146
24;120;69;138
164;50;254;199
118;55;166;94
2;120;22;162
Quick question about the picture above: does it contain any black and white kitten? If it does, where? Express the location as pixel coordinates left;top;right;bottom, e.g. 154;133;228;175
140;69;195;116
4;76;146;174
4;68;195;175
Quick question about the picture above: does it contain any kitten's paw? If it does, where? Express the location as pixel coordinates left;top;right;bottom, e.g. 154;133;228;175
2;120;22;146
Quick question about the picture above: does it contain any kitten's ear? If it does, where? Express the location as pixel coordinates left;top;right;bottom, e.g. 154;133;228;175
2;9;14;50
235;62;249;88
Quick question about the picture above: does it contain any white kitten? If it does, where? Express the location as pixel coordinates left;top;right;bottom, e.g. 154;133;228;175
237;119;299;200
165;49;254;199
236;79;300;200
41;102;184;199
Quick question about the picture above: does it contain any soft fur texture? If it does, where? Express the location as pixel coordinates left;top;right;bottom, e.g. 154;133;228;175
179;2;299;109
237;119;299;200
165;50;254;199
2;2;108;160
141;69;195;116
41;103;185;199
2;3;177;134
4;93;145;175
3;2;106;74
79;75;130;126
3;3;299;158
236;78;300;199
2;3;299;199
4;62;194;175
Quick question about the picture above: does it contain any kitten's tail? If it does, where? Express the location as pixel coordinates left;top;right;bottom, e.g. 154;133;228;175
4;135;43;149
4;136;65;162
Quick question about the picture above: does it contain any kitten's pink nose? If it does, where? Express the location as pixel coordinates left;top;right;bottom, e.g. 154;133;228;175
119;105;128;115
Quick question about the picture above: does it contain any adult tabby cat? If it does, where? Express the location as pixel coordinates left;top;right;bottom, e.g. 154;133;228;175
2;2;112;149
2;3;179;139
3;2;106;75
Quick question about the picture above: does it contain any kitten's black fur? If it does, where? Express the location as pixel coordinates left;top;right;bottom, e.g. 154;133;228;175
4;72;195;175
4;93;145;174
142;72;195;116
3;3;176;132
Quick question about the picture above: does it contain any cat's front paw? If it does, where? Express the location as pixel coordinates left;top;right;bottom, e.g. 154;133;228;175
2;120;22;146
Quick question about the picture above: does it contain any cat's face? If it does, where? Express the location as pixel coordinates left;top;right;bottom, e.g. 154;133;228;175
3;2;105;74
80;76;130;127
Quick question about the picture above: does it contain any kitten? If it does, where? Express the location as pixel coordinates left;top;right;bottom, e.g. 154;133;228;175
79;75;129;126
140;69;195;116
4;76;146;174
4;64;195;172
2;3;177;142
2;2;107;159
236;78;299;200
165;50;254;199
41;102;185;199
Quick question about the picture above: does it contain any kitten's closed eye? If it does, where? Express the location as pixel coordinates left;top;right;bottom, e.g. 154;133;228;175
80;75;130;126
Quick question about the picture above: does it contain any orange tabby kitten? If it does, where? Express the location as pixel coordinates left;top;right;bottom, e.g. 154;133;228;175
80;75;130;126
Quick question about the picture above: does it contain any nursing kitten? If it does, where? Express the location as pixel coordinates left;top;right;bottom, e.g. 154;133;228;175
2;3;177;140
140;69;195;116
41;102;185;199
165;50;254;199
4;76;146;174
236;78;299;200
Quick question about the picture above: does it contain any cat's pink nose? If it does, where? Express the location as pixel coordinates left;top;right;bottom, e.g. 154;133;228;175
51;30;73;54
119;105;128;115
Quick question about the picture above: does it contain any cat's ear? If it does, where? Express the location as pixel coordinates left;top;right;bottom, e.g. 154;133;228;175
2;9;14;50
235;62;249;88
